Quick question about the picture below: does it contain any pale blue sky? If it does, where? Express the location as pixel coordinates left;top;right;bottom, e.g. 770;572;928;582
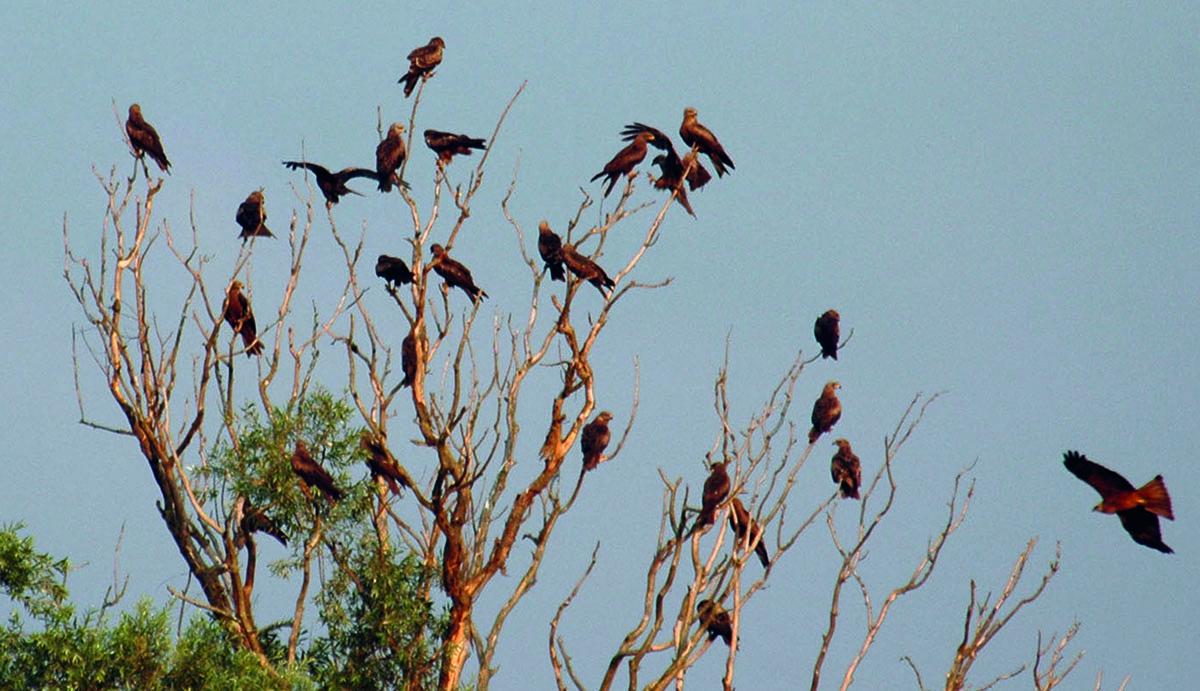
2;3;1198;688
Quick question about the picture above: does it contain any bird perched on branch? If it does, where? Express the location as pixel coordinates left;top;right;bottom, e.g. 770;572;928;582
1063;451;1174;553
696;461;730;529
399;37;445;97
236;190;272;241
376;123;408;192
680;107;734;177
222;281;264;356
591;131;653;198
696;599;733;646
423;129;486;165
622;122;711;192
831;439;861;499
400;332;418;388
729;497;770;568
581;411;613;472
814;309;840;360
125;103;171;173
361;433;409;498
376;254;414;288
282;161;380;205
537;222;566;282
239;501;287;547
291;441;344;503
560;243;615;296
809;381;841;443
429;244;487;301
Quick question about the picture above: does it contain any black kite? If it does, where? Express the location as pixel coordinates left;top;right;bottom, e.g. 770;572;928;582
537;221;566;282
680;107;734;177
696;599;732;646
809;381;841;443
423;129;486;164
400;331;418;388
729;497;770;568
581;411;613;472
590;131;653;198
696;461;730;528
236;190;273;241
376;254;414;288
282;161;381;205
376;123;408;192
814;309;840;360
429;244;487;301
1063;451;1174;553
222;281;264;356
240;501;287;547
399;37;445;97
560;243;615;296
361;433;409;498
291;440;344;503
831;439;861;499
125;103;171;173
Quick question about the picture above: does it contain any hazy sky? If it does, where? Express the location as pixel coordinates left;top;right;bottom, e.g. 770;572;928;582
2;3;1198;689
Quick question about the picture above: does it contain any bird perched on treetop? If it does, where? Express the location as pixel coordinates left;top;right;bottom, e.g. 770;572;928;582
560;243;615;297
809;381;842;443
399;37;445;97
537;222;566;282
429;244;487;302
125;103;171;173
1062;451;1174;553
424;129;486;165
696;461;730;529
376;254;414;289
581;411;613;472
831;439;861;499
814;309;840;360
591;131;653;198
236;190;273;241
729;497;770;568
376;123;408;192
679;107;734;177
222;281;264;357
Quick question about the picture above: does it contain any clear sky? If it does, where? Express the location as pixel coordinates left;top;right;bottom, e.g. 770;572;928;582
2;2;1198;689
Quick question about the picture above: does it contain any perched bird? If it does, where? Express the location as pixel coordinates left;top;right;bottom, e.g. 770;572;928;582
399;37;445;97
282;161;381;205
680;150;713;191
375;254;415;288
291;441;344;503
696;599;733;646
222;281;264;356
236;190;273;241
831;439;861;499
680;107;734;177
537;222;566;282
423;129;486;164
125;104;171;173
808;381;842;443
400;331;418;388
729;497;770;568
649;153;695;217
621;122;711;192
376;123;408;192
560;243;615;296
814;310;840;360
581;411;614;472
591;131;653;198
429;244;487;301
239;501;287;547
696;461;730;528
1063;451;1174;553
361;433;408;497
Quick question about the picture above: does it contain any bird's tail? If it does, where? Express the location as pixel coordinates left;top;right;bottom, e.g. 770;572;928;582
1136;475;1174;520
401;72;418;97
808;427;819;443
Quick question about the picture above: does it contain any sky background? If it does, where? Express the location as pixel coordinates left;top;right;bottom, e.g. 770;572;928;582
2;2;1198;689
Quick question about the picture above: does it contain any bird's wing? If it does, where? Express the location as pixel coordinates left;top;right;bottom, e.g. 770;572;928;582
283;161;332;178
620;123;675;153
1117;508;1173;553
1063;451;1135;497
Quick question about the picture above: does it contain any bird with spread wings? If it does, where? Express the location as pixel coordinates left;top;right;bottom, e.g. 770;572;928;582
1063;451;1174;553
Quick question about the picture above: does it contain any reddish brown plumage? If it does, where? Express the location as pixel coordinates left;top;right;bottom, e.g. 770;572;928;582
809;381;842;443
729;497;770;567
291;441;344;503
376;123;407;192
361;433;408;497
400;331;418;388
591;131;652;198
581;411;613;472
429;244;487;302
423;129;486;164
680;107;734;177
399;37;445;97
697;599;732;646
1063;451;1174;553
222;281;264;356
831;438;861;499
537;222;566;282
236;190;272;240
125;103;171;173
560;243;615;296
696;461;730;528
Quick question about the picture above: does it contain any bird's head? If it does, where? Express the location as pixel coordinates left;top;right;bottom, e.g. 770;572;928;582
827;381;841;393
430;37;445;47
833;438;850;450
390;123;407;136
539;221;551;234
596;411;613;424
825;309;840;320
430;243;446;258
683;107;697;120
230;280;244;291
129;103;142;117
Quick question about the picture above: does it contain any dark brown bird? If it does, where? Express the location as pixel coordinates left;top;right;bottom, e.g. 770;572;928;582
399;37;445;97
429;244;487;301
424;129;486;164
696;461;730;528
581;411;613;472
680;107;734;177
222;281;264;356
375;254;414;288
591;131;653;198
831;439;861;499
282;161;381;205
620;122;711;193
729;497;770;568
809;381;842;443
125;103;171;173
400;331;418;388
240;501;287;547
376;123;408;192
236;190;273;241
649;153;695;217
680;150;712;191
696;599;733;646
1063;451;1174;553
537;222;566;282
361;433;408;498
814;310;840;360
291;440;344;503
560;243;615;296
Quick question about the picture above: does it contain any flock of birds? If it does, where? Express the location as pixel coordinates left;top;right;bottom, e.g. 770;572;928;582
121;31;1176;655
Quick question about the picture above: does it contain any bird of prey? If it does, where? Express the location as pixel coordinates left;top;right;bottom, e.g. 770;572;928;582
809;381;842;443
376;123;408;192
814;309;840;360
400;331;418;388
680;107;734;177
696;599;733;646
376;254;414;288
1063;451;1174;553
125;103;171;173
729;497;770;568
239;501;287;547
648;154;695;216
429;244;487;301
560;243;615;296
291;441;344;503
282;161;381;205
537;222;566;282
222;281;264;356
399;37;445;97
591;131;653;198
423;129;486;164
361;433;409;498
621;122;711;192
831;439;861;499
581;411;613;472
696;461;730;528
236;190;273;241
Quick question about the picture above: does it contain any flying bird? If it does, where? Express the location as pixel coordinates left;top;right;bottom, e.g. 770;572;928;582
814;310;840;360
376;123;408;192
1063;451;1174;553
222;281;264;356
581;411;613;472
399;37;445;97
696;599;733;646
696;461;730;528
125;103;171;173
400;331;418;388
537;222;566;282
680;107;734;178
429;244;487;301
809;381;842;443
291;441;344;503
831;439;861;499
591;131;653;198
376;254;414;288
423;129;486;164
239;501;287;547
361;433;409;497
560;243;615;296
729;497;770;568
236;190;273;241
282;161;381;205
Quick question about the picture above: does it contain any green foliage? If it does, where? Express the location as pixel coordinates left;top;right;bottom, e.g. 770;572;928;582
0;522;71;624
